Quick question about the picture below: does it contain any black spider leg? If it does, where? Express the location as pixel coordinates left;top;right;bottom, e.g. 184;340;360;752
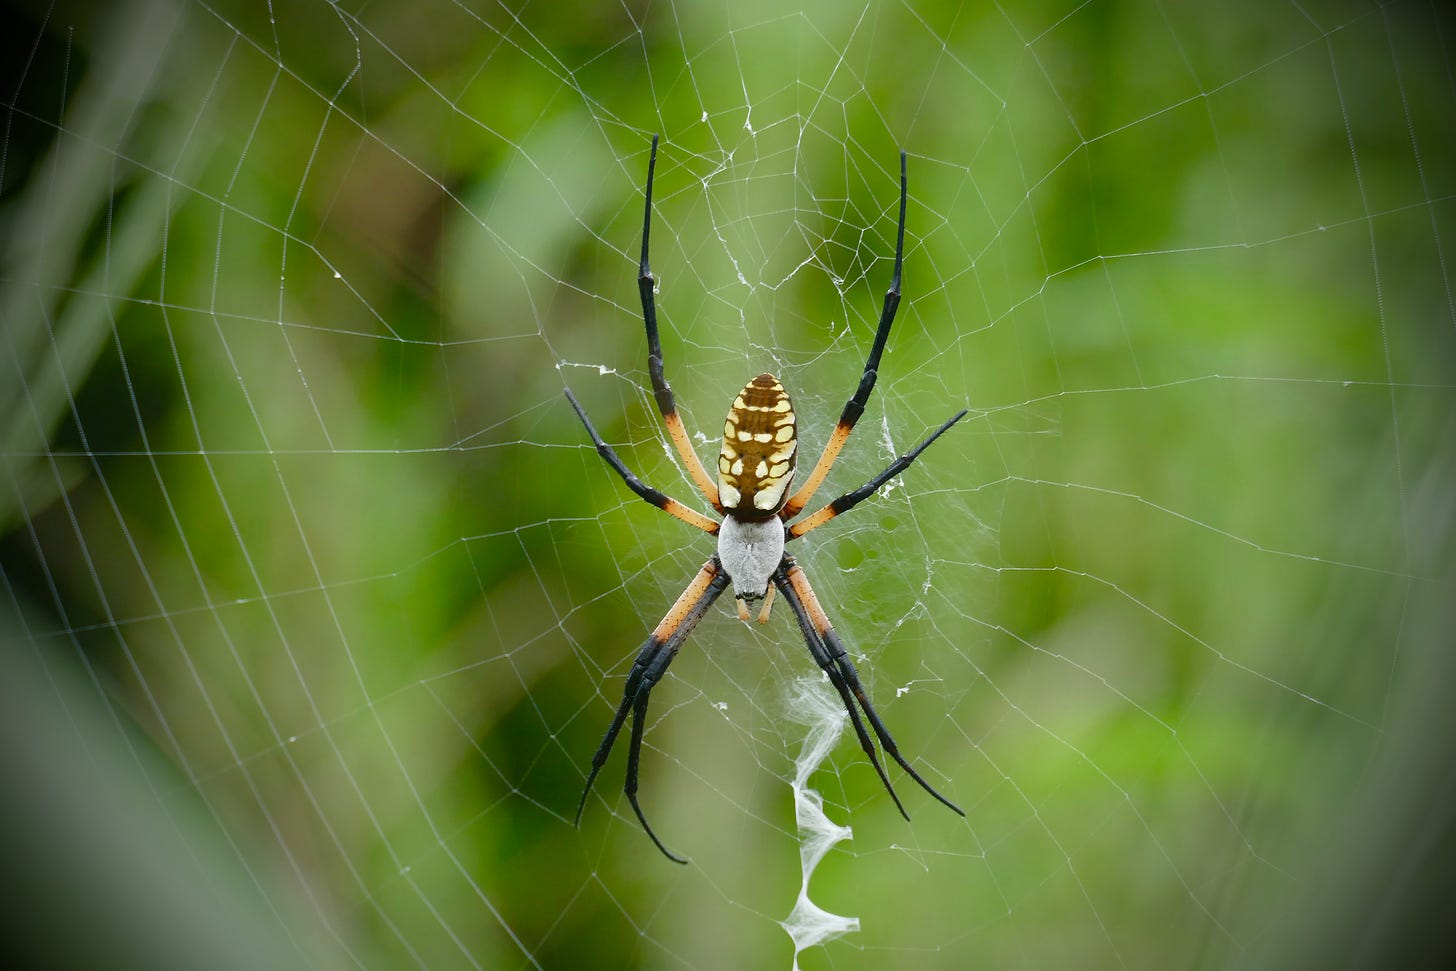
783;150;911;517
565;388;719;535
773;562;910;821
855;148;910;423
779;555;965;817
574;558;731;864
788;408;969;540
625;684;675;861
639;134;669;414
634;134;720;506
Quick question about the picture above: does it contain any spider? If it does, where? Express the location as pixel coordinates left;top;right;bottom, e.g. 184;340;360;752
566;136;967;863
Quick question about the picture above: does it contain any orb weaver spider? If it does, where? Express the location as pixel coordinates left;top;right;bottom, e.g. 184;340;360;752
566;136;966;863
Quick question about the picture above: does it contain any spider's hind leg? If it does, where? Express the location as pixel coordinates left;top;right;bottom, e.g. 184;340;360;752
635;135;721;509
781;150;910;519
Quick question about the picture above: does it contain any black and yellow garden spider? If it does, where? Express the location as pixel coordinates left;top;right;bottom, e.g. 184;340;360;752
567;136;967;863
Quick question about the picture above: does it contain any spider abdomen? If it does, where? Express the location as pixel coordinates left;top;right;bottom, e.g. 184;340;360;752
717;373;797;519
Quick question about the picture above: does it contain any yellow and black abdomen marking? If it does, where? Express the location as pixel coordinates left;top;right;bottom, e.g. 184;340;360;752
718;373;797;519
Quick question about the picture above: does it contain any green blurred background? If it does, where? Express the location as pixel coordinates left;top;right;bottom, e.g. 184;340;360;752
2;0;1453;968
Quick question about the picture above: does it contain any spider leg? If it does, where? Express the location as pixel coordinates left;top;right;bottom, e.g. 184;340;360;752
781;150;909;519
754;585;776;624
788;409;967;540
626;688;686;863
781;556;964;817
773;563;909;821
637;135;722;509
574;557;730;863
566;388;720;535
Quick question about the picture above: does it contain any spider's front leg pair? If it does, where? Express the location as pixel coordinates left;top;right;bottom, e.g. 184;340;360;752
566;136;966;862
569;553;730;864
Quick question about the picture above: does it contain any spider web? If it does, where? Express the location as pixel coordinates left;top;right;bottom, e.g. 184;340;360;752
2;0;1454;968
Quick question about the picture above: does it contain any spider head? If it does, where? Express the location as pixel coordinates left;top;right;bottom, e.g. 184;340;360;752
716;514;786;623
